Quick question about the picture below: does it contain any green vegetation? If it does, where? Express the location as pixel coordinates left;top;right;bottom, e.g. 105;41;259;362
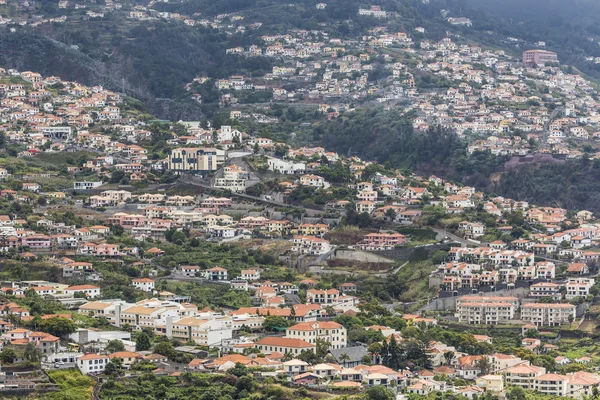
42;369;95;400
496;158;600;214
98;370;317;400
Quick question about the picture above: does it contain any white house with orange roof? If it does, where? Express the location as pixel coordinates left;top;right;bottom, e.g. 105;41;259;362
64;284;101;298
285;321;347;349
306;288;339;304
132;278;155;292
78;353;109;374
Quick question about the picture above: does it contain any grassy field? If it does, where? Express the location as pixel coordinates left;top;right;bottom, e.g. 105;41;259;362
41;368;95;400
396;260;437;303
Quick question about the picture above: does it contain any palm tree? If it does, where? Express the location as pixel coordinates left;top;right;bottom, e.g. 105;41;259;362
443;350;455;366
338;353;350;366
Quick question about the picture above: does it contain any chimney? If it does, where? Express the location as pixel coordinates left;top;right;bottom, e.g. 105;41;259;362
166;315;174;338
114;304;121;328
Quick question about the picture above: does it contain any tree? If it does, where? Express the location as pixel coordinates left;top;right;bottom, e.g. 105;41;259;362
106;339;125;353
109;170;125;184
153;341;175;358
135;332;152;351
315;338;331;358
39;317;76;337
263;315;289;331
443;350;455;366
228;362;249;377
568;314;575;327
24;342;41;363
366;385;395;400
477;356;492;375
0;347;16;364
105;357;123;376
508;386;527;400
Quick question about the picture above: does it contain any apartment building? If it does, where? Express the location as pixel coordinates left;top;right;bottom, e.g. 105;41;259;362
164;316;232;346
254;337;316;355
167;147;223;172
505;364;546;390
529;282;562;300
456;300;516;325
490;354;527;373
214;164;248;192
523;50;558;65
520;303;576;327
298;223;329;237
291;236;332;255
356;232;408;250
565;278;595;300
534;373;569;397
307;289;339;304
285;321;347;349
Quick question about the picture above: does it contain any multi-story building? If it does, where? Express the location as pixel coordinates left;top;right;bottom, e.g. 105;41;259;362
529;282;562;300
254;337;315;356
214;164;248;192
240;269;260;281
167;147;223;173
520;303;576;326
565;278;595;300
285;321;347;349
132;278;155;292
299;174;326;187
165;316;232;346
356;232;408;250
298;223;329;237
505;364;546;390
523;50;558;66
455;296;518;325
534;373;569;397
307;289;339;304
291;236;332;255
78;354;109;375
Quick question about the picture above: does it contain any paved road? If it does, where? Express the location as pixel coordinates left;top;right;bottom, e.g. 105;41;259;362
178;175;324;216
431;228;481;247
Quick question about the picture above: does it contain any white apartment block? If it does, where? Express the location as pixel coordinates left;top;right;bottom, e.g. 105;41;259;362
565;278;595;300
162;316;233;346
520;303;576;327
529;282;562;300
291;236;332;255
456;297;517;325
505;364;546;390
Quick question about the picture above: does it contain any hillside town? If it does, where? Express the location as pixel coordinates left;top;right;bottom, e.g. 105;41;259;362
1;0;600;399
0;58;596;398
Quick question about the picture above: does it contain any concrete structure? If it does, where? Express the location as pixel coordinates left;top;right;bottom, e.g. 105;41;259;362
523;50;558;66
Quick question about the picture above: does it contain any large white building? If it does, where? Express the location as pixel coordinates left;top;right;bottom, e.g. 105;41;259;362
267;157;305;174
163;316;233;346
520;303;576;327
285;321;347;349
455;296;518;325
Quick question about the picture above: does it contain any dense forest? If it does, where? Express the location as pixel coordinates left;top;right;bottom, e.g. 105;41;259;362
494;158;600;213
